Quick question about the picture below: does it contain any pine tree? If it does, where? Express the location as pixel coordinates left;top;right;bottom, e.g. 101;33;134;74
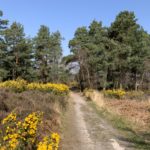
88;20;109;89
4;22;33;80
34;25;63;82
0;10;8;81
48;31;62;82
109;11;150;89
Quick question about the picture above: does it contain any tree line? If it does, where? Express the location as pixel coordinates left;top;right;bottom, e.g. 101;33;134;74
1;10;150;90
0;10;69;83
65;11;150;90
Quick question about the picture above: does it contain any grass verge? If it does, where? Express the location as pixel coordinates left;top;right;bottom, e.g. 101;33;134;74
89;101;150;150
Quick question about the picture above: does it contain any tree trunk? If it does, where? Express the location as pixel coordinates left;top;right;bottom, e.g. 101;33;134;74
85;65;92;88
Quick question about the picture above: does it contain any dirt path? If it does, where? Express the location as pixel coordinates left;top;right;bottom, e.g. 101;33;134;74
61;92;134;150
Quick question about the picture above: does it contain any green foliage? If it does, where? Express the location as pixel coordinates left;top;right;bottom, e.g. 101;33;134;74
34;25;64;83
69;11;150;90
108;11;150;90
0;10;8;81
0;9;149;88
69;21;110;89
0;10;68;83
3;22;33;80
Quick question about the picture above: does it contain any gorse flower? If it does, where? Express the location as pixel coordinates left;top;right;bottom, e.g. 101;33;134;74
104;89;126;99
51;133;60;149
7;133;19;149
2;112;16;124
0;79;27;92
0;79;69;94
0;112;60;150
37;133;60;150
27;83;69;94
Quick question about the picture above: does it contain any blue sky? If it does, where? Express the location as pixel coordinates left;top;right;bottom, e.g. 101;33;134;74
0;0;150;56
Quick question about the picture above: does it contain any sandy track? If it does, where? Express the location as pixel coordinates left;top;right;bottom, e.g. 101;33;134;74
61;92;134;150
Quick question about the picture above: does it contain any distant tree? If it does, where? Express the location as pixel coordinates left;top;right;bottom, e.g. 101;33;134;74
0;9;149;89
109;11;150;89
34;25;63;82
48;31;63;82
34;25;51;82
69;27;91;90
88;20;109;89
69;21;110;90
4;22;33;80
0;10;8;81
69;11;150;90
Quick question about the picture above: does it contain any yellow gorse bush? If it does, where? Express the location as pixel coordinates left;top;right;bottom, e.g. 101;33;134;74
27;82;69;94
0;79;69;94
0;79;27;92
2;112;17;124
0;112;60;150
104;89;126;99
37;133;60;150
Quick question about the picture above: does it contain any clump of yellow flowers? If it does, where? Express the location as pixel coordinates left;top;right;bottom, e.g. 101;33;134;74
0;79;69;94
37;133;60;150
27;83;69;94
104;89;126;99
2;112;17;124
0;79;27;92
0;112;60;150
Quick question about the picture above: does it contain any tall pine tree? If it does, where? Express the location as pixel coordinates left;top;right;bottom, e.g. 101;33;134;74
0;10;8;81
4;22;32;80
34;25;63;82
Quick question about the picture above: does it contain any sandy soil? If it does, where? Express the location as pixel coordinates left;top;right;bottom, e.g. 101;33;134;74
61;92;135;150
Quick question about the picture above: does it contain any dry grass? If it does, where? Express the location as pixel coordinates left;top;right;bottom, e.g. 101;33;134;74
0;89;68;137
84;89;150;149
105;99;150;131
84;89;105;107
84;89;150;132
